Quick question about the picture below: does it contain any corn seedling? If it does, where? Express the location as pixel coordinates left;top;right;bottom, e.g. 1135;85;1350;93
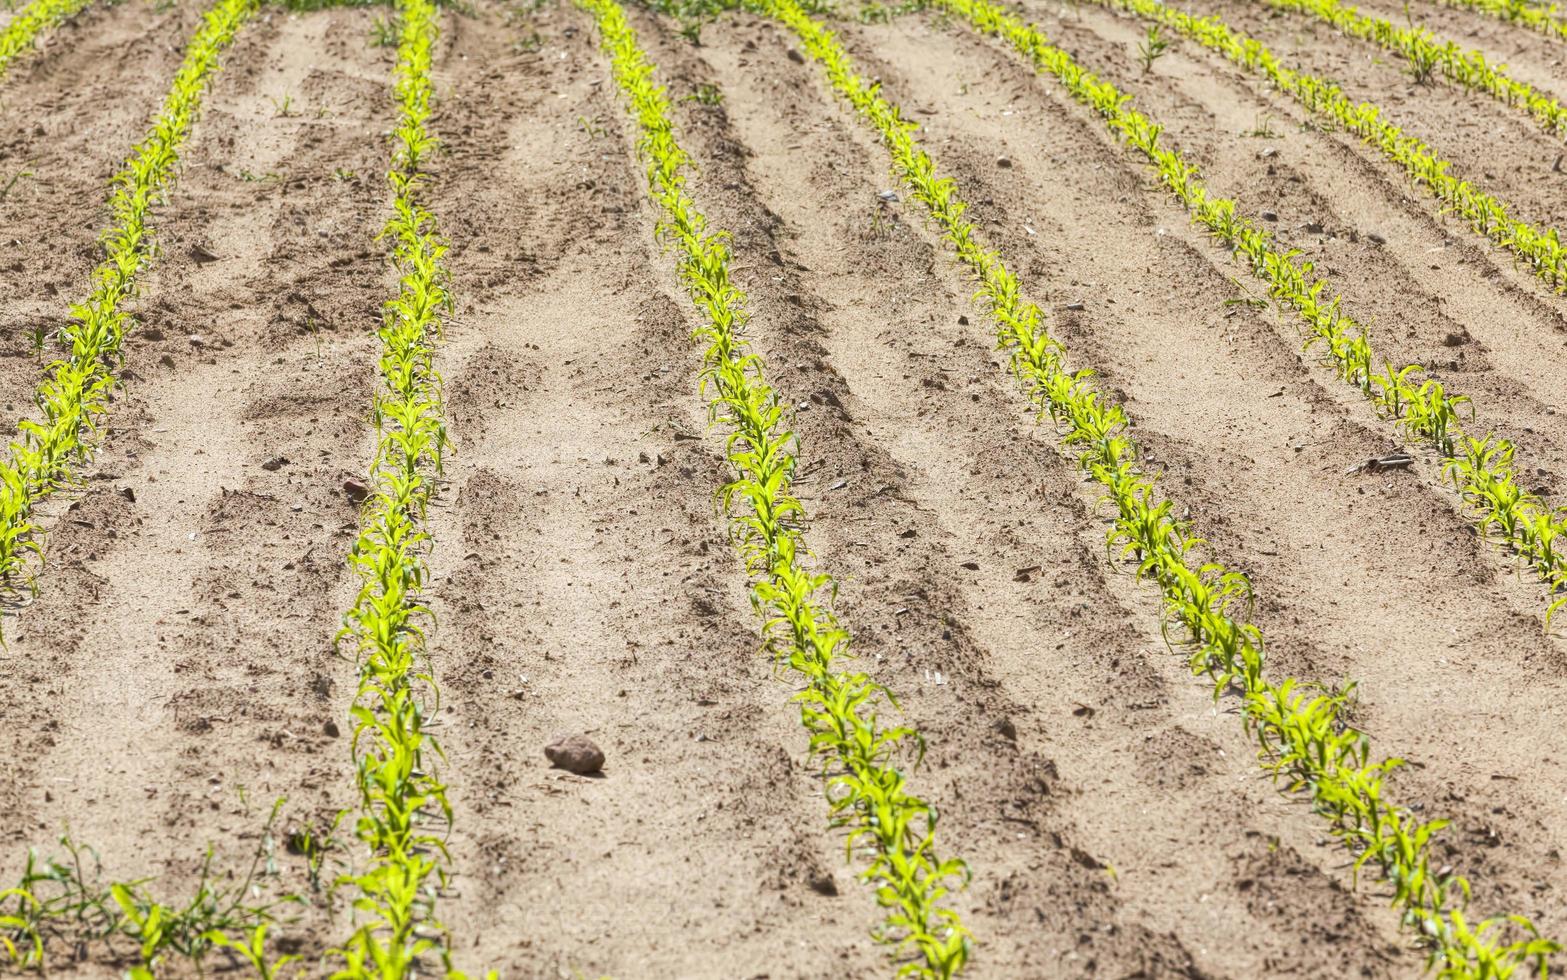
202;924;299;980
329;0;476;976
1079;0;1567;295
0;0;90;80
1257;0;1567;137
756;0;1563;973
0;0;253;624
577;0;971;974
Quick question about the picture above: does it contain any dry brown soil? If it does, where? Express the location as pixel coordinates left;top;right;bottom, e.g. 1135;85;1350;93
2;0;1566;976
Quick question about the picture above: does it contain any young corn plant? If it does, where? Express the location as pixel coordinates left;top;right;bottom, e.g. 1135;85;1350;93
577;0;970;975
0;0;253;627
1079;0;1567;295
330;0;480;977
1257;0;1567;137
0;0;91;80
757;0;1562;974
924;0;1567;625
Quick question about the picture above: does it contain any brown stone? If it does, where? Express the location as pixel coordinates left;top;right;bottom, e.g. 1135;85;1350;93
545;734;605;774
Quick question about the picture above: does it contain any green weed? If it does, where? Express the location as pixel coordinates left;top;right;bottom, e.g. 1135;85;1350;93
0;801;297;974
683;80;723;104
1134;21;1167;72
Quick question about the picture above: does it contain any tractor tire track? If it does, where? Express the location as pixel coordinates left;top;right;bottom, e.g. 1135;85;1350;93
423;4;885;975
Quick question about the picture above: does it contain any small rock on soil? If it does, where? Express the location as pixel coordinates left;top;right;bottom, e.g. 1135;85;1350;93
545;734;605;774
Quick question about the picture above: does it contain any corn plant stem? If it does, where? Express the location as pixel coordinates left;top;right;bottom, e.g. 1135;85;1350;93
0;0;92;79
942;0;1567;614
577;0;971;975
1077;0;1567;296
0;0;253;620
757;0;1562;973
331;0;462;975
1424;0;1567;44
1252;0;1567;137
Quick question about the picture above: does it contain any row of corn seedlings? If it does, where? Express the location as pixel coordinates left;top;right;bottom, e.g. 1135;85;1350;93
332;0;473;975
1080;0;1567;295
749;0;1561;972
577;0;971;974
930;0;1567;613
0;0;252;629
1257;0;1567;136
1428;0;1567;43
0;0;90;79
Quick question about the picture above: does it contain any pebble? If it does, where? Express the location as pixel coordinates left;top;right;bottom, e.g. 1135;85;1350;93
1260;210;1279;222
996;156;1013;168
545;734;605;775
786;48;805;64
342;477;371;503
1304;220;1324;234
1368;232;1387;245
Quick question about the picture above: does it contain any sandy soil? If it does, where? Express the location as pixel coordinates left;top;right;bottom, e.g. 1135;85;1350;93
2;0;1565;976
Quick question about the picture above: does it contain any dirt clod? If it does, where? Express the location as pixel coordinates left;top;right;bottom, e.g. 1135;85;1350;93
807;871;838;896
545;734;605;774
